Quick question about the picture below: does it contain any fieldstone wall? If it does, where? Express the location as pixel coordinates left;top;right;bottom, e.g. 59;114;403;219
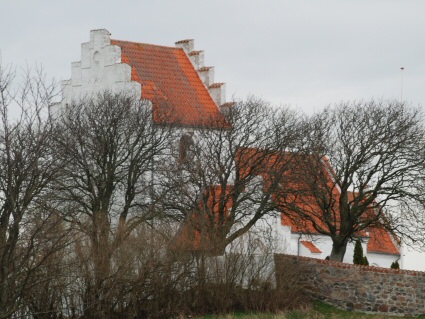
275;254;425;316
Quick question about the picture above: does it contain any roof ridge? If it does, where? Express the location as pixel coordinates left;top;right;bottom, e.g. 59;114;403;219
111;39;178;50
112;36;226;128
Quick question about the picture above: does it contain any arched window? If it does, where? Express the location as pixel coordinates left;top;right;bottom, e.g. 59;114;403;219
179;133;194;164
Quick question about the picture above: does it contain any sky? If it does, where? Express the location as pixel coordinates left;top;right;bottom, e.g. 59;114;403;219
1;0;425;269
2;0;425;113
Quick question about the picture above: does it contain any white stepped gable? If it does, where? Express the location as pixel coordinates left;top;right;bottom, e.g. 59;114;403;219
59;29;142;109
52;30;228;117
175;39;226;107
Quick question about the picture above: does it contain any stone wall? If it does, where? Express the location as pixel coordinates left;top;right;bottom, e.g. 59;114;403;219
275;254;425;316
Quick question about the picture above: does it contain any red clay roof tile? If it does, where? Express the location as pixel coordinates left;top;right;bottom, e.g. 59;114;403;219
111;39;224;127
175;39;193;44
189;50;203;56
260;151;400;256
367;226;400;255
198;66;213;72
347;192;400;255
174;185;233;252
209;83;225;88
301;241;322;253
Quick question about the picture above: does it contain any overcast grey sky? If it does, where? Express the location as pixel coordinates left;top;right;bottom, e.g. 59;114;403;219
2;0;425;114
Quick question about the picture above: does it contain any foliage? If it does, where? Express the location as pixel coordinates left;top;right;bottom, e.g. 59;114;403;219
353;240;369;266
196;301;414;319
278;100;425;261
52;92;172;318
157;97;304;255
391;260;400;269
2;57;424;318
0;62;68;319
353;239;364;265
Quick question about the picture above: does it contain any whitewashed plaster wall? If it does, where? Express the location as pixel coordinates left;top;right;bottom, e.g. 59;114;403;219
282;230;399;268
51;29;401;270
50;29;141;116
368;253;399;268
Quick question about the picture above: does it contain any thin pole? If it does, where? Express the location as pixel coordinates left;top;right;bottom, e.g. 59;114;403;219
400;67;404;104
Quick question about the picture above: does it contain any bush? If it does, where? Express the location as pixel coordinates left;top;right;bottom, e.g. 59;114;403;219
353;239;369;266
353;239;364;265
391;260;400;269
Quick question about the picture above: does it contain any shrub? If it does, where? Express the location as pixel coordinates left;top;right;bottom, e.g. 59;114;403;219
353;239;369;266
353;239;364;265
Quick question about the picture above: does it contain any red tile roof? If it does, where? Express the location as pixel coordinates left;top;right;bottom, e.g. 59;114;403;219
111;39;225;127
301;241;322;253
174;148;400;257
251;150;400;257
367;226;400;255
272;154;346;235
174;185;233;252
280;196;399;255
347;192;400;256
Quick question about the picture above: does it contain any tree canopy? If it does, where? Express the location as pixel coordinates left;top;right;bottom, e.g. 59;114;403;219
278;100;425;261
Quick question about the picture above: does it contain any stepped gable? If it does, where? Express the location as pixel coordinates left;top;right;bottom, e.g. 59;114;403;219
111;39;225;127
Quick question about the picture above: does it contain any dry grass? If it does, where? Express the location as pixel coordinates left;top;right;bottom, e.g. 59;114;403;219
193;302;418;319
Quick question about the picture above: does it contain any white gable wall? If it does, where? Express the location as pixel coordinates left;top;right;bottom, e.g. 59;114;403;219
53;29;401;269
244;208;400;267
280;226;399;267
50;29;142;117
368;252;399;268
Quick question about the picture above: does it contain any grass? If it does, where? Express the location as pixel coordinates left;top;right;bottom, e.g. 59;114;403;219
195;302;417;319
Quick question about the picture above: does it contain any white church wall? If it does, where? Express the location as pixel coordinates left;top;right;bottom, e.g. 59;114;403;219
368;253;399;268
282;229;372;265
401;246;425;271
50;29;142;117
54;29;404;270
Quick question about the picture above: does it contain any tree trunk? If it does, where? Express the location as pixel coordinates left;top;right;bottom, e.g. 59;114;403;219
329;238;348;261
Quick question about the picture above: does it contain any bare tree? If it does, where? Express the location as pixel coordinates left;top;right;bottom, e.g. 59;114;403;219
0;61;65;318
54;92;172;317
277;100;425;261
158;97;303;255
19;209;72;319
